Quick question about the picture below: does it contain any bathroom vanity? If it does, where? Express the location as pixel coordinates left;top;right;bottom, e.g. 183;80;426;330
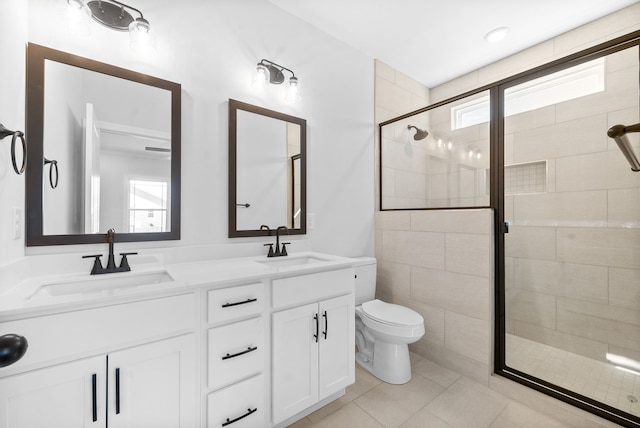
0;252;356;428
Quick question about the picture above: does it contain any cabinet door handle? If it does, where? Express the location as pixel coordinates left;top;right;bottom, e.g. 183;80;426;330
92;373;98;423
221;298;257;308
115;367;121;414
322;310;328;340
222;407;257;426
222;346;258;360
313;313;319;343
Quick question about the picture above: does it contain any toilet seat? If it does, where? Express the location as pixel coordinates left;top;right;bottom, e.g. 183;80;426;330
361;299;423;327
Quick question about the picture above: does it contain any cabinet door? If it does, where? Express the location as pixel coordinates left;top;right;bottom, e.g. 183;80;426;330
272;303;319;424
318;294;355;400
108;334;196;428
0;356;106;428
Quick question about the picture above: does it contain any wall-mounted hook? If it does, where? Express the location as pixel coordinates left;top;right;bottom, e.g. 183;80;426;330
44;157;59;189
0;123;26;175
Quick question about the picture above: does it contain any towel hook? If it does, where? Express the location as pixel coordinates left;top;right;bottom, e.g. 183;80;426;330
0;123;27;175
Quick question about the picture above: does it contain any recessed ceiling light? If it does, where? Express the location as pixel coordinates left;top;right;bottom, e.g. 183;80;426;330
484;27;510;43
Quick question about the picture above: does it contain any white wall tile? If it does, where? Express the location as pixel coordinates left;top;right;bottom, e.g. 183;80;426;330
557;227;640;269
445;311;490;364
382;230;445;269
445;233;491;277
411;266;491;321
609;267;640;310
513;191;607;227
505;226;556;260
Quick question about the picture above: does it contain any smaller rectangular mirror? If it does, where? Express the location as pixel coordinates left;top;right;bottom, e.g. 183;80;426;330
229;99;306;237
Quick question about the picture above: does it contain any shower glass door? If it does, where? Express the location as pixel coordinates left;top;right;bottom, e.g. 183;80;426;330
503;44;640;422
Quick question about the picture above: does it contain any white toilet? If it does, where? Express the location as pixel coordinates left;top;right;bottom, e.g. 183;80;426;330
353;257;425;384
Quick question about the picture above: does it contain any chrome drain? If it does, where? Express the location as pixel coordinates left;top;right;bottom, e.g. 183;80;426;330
627;395;638;403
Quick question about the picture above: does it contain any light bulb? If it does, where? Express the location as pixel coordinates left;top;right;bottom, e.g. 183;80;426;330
286;76;300;102
67;0;91;36
129;18;156;54
253;64;268;89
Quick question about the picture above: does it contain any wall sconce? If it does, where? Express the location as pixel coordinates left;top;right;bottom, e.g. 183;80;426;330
66;0;155;51
253;59;300;101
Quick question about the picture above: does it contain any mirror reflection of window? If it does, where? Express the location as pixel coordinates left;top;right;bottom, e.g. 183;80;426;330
128;179;169;233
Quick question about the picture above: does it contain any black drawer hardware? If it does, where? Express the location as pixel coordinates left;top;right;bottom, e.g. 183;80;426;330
115;367;121;414
222;407;257;427
222;346;258;360
322;310;328;340
221;298;257;308
0;334;28;368
92;373;98;422
313;313;319;343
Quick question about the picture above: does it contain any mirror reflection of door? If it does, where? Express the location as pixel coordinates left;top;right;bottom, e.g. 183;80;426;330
83;103;101;234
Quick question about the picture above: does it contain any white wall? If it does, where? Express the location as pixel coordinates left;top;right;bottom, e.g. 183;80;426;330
0;2;28;266
0;0;375;273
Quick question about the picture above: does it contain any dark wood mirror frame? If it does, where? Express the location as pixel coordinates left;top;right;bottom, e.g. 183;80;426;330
25;43;181;246
228;99;307;238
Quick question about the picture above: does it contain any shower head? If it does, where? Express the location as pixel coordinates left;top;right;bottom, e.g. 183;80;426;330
407;125;429;141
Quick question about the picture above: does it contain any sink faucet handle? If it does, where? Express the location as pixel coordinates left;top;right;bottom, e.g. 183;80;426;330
118;252;138;271
263;243;274;257
82;254;104;275
280;242;290;256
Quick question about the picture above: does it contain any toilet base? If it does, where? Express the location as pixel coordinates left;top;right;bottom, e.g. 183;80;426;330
356;340;412;385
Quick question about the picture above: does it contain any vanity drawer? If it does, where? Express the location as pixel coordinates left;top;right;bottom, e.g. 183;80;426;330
0;293;196;373
272;268;354;309
208;317;264;390
207;374;264;428
207;283;264;324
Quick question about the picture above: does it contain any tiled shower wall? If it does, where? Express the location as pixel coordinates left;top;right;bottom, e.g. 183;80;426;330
375;60;495;384
504;45;640;364
374;3;640;389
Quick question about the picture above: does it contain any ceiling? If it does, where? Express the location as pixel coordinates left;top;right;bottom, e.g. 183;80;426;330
268;0;638;88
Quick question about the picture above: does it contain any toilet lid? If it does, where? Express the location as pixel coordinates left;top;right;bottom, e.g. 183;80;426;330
361;299;423;326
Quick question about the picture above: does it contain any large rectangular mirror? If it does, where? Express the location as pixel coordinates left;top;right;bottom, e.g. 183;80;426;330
26;43;181;246
228;99;306;237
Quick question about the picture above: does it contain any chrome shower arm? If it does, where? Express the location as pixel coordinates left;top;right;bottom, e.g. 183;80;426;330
608;123;640;172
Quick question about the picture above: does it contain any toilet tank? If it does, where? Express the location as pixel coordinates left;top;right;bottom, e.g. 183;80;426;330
352;257;377;305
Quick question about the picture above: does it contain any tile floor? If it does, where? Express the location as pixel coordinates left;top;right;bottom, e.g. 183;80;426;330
507;334;640;417
288;353;575;428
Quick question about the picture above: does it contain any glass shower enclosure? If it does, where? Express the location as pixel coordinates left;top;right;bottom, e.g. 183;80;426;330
502;42;640;426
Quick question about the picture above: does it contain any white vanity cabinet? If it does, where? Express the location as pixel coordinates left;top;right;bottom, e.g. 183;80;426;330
271;268;355;425
205;282;266;428
0;294;197;428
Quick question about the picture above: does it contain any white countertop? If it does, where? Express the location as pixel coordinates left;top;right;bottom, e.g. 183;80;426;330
0;252;359;320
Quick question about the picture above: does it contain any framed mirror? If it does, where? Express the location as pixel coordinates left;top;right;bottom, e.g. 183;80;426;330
25;43;181;246
228;99;306;238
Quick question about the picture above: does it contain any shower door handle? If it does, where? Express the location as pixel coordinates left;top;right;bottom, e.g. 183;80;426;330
503;221;510;234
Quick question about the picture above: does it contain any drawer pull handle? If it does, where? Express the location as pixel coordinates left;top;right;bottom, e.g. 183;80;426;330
222;346;258;360
92;373;98;422
222;407;257;427
222;298;257;308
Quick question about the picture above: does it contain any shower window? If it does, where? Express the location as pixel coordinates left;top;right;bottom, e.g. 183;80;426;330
451;58;605;130
379;90;491;210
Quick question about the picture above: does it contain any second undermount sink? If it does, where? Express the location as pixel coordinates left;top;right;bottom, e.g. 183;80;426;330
29;270;175;299
256;255;330;269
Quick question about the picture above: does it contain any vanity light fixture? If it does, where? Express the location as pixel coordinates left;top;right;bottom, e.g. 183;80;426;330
66;0;155;51
253;59;300;101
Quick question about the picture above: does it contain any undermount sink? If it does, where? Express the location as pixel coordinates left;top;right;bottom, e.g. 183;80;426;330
29;270;175;299
256;255;330;269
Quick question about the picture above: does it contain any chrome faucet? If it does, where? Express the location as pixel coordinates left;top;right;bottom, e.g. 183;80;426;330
82;229;138;275
261;225;290;257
